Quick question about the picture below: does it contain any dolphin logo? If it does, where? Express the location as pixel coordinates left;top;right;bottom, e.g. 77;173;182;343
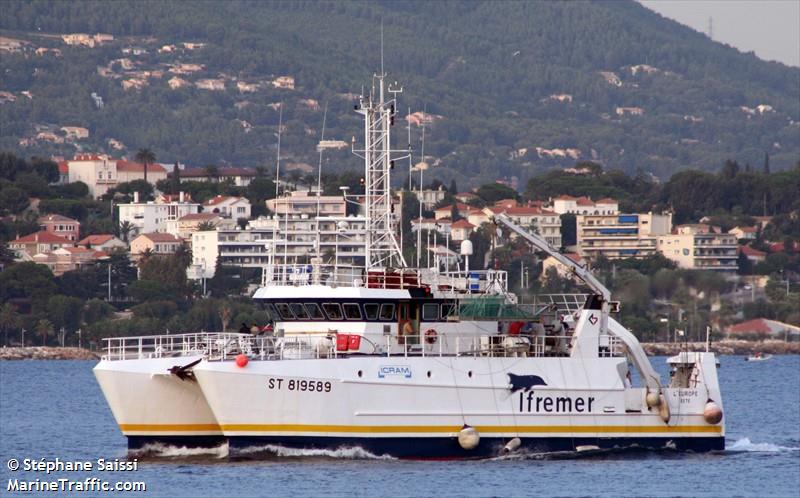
507;373;547;393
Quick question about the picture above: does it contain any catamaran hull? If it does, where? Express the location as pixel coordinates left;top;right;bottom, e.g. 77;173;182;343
93;357;225;450
193;356;724;460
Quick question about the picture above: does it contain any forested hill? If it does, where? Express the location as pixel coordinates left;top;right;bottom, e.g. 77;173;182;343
1;0;798;187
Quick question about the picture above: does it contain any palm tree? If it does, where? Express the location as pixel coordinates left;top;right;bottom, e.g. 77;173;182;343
135;148;156;185
204;165;220;183
35;319;54;346
0;303;20;346
118;220;134;243
197;221;217;231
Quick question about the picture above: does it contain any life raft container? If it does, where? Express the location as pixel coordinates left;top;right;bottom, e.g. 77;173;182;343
424;329;438;344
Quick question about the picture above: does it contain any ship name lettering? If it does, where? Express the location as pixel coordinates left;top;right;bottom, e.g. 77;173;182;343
518;392;595;413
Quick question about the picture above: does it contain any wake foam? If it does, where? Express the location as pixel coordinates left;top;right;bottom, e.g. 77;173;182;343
129;442;229;459
727;437;800;453
236;444;396;460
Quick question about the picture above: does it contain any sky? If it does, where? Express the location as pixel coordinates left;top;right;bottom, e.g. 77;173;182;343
639;0;800;67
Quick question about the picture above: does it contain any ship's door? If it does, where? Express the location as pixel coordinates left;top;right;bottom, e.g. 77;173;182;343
398;301;419;346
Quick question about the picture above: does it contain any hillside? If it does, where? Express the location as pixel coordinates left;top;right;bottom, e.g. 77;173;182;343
1;0;798;187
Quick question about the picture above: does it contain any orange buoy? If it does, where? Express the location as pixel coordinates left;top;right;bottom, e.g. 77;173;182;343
235;354;249;368
703;400;723;424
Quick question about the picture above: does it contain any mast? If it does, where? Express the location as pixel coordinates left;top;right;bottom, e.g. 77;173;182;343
353;71;408;270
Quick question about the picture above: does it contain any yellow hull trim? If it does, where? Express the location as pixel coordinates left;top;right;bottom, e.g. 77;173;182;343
120;423;722;435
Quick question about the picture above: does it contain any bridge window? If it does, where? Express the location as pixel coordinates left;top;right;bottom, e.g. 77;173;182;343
441;303;455;319
322;303;343;320
422;303;439;321
275;303;295;320
289;303;309;320
304;303;325;320
379;303;395;321
343;303;362;320
363;303;380;320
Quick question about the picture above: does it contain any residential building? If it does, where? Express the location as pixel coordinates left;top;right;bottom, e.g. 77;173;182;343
178;167;258;187
455;192;478;204
38;214;80;242
450;219;475;241
204;195;252;220
415;186;447;210
726;318;800;341
8;231;73;259
488;205;562;248
728;226;758;241
118;192;201;238
167;212;226;240
657;224;738;272
267;191;346;217
76;234;127;252
739;245;767;263
577;212;672;260
189;215;367;279
130;232;183;259
32;247;107;276
541;253;585;280
67;153;167;198
411;218;451;236
57;161;69;184
433;203;470;220
551;195;618;215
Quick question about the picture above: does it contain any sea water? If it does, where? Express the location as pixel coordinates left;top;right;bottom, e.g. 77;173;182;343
1;356;798;497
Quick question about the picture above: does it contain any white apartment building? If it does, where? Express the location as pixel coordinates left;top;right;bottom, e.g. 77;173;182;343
577;212;672;260
118;192;200;238
657;224;738;272
67;153;167;198
267;190;346;217
490;206;562;248
552;195;618;215
415;186;448;210
189;215;367;279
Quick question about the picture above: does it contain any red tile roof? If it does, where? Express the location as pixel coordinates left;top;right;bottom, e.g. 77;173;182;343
739;245;766;257
728;318;772;335
116;160;167;173
435;203;470;212
451;219;475;229
554;195;577;200
138;232;181;243
596;198;617;204
77;234;116;246
178;212;219;221
11;230;72;245
205;195;244;206
575;196;594;206
38;214;79;224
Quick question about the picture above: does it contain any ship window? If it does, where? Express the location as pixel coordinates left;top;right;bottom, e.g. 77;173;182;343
379;303;395;321
275;303;295;320
343;303;362;320
322;303;343;320
263;303;279;320
304;303;325;320
289;303;309;320
422;303;439;321
363;303;380;320
441;303;455;319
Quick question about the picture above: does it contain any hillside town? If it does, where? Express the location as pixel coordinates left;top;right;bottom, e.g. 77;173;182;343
1;150;798;351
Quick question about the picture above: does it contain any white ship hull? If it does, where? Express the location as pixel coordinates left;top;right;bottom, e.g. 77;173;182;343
191;355;724;459
94;356;224;450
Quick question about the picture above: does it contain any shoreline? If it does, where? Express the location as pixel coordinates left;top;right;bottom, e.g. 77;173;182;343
1;340;798;360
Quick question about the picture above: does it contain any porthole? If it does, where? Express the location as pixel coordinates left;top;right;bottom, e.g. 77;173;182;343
468;371;473;378
427;371;432;378
357;370;363;378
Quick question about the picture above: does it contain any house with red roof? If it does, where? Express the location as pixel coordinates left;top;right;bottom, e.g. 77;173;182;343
167;212;227;239
450;219;475;241
486;205;562;248
32;246;108;276
204;195;252;220
726;318;799;341
739;245;767;263
728;226;758;241
130;232;183;259
67;153;167;198
433;203;470;220
8;231;72;259
551;195;618;215
541;252;586;280
77;234;127;252
38;214;81;242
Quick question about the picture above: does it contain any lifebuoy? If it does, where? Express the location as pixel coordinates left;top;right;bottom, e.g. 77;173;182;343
425;329;438;344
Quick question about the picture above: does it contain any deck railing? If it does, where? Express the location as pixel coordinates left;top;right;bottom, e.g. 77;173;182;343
101;331;624;362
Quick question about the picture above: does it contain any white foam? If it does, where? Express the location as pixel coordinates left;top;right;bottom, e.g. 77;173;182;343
130;442;229;458
727;437;800;453
237;444;396;460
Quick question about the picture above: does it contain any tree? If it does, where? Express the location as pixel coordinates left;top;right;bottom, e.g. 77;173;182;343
560;214;576;247
47;294;84;333
763;152;770;175
0;262;57;312
476;183;518;203
118;220;134;243
135;148;156;185
83;299;115;325
197;221;217;231
170;163;182;193
0;186;29;215
0;303;20;346
204;165;220;182
35;319;54;346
